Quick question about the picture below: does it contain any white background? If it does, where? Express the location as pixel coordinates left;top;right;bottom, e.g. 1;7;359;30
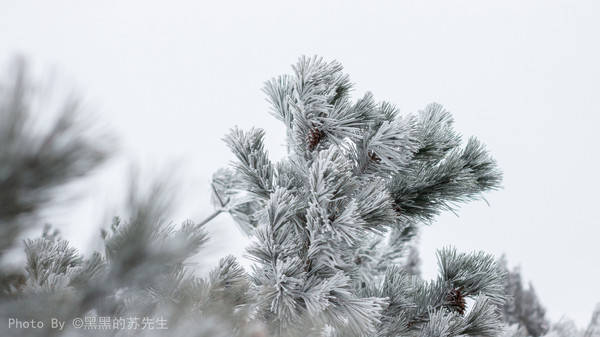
1;0;598;327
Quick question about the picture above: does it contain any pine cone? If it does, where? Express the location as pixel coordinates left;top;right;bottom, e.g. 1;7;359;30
307;125;323;151
368;150;381;163
446;287;467;315
393;202;402;215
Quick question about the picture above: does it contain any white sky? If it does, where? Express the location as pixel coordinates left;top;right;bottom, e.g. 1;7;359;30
1;0;599;328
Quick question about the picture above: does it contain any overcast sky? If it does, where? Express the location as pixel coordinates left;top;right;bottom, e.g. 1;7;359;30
1;0;599;328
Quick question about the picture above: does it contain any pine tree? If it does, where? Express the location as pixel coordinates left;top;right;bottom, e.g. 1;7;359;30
214;55;506;337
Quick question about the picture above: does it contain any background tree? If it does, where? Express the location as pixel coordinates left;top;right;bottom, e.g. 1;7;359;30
499;256;550;337
0;59;262;337
584;304;600;337
0;58;111;297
